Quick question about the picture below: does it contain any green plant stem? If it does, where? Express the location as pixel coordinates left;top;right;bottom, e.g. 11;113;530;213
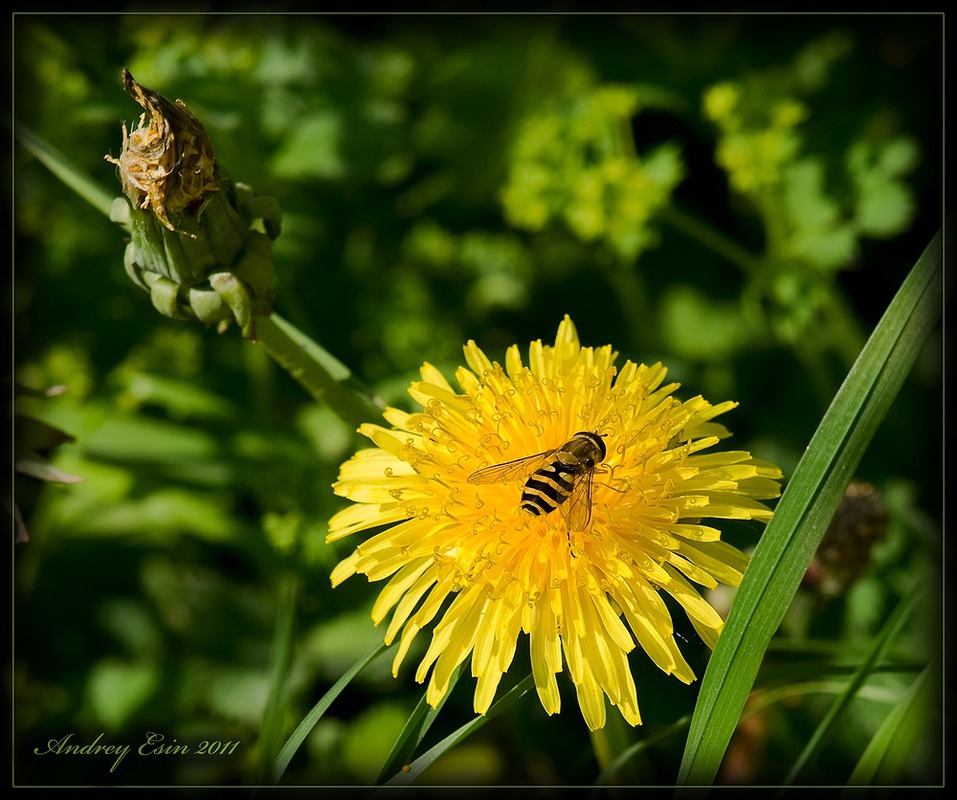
252;313;385;430
16;124;385;430
660;205;763;276
257;574;298;783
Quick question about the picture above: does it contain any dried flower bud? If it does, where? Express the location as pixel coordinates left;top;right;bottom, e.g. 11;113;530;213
106;68;218;235
106;69;281;337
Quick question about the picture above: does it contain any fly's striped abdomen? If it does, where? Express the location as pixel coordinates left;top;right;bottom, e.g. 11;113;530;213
521;461;581;516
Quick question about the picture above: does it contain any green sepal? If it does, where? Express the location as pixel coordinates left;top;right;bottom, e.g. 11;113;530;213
118;179;281;336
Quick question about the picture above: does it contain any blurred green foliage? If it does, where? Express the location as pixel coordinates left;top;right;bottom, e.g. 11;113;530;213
502;79;686;260
13;13;941;787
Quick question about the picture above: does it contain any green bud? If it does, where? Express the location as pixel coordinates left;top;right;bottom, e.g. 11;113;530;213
106;69;281;338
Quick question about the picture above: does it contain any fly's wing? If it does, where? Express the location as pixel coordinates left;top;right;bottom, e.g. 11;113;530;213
563;469;596;531
467;450;554;485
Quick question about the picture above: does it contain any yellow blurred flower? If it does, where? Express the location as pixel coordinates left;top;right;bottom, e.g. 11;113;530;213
327;317;781;729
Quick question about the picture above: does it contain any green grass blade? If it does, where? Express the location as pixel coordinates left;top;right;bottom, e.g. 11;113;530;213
844;661;939;788
782;578;925;785
271;640;389;784
676;225;943;789
15;122;117;221
257;575;298;783
377;674;536;790
591;714;691;793
375;661;466;785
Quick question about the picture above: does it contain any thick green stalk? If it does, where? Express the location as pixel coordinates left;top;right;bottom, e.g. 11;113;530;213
252;313;385;430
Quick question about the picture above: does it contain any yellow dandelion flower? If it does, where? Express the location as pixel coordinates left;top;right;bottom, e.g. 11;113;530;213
327;316;782;730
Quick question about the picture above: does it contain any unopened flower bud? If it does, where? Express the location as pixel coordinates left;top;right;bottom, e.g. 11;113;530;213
106;69;281;337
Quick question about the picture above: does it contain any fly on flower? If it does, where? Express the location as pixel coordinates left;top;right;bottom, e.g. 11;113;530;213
327;316;782;731
467;430;607;531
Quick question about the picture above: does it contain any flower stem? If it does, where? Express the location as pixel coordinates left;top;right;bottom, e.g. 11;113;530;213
589;710;630;780
257;574;298;783
661;204;762;276
253;313;385;430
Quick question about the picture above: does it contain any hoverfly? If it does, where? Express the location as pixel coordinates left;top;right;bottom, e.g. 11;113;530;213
467;431;606;531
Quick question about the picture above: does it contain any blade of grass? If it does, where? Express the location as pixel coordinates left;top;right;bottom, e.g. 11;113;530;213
744;679;908;721
375;661;466;785
781;577;925;785
676;224;943;789
15;122;118;221
591;714;691;794
376;673;536;791
843;660;939;788
589;704;633;777
271;640;389;784
256;574;298;783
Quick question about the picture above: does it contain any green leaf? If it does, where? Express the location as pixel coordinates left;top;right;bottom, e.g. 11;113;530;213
375;662;465;784
257;576;298;783
660;285;749;360
15;122;118;221
80;411;221;463
783;578;925;784
676;223;942;788
877;137;920;177
378;674;535;789
113;370;240;421
59;487;236;540
85;659;160;732
782;159;856;270
272;640;389;784
854;178;915;238
844;661;939;787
